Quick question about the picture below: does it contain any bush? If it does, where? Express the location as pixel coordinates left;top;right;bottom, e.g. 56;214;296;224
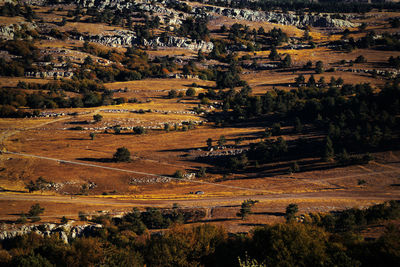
133;126;146;135
28;203;44;222
355;55;367;63
168;90;177;98
113;147;131;162
285;203;298;222
93;114;103;122
186;87;196;97
79;211;87;221
174;170;185;178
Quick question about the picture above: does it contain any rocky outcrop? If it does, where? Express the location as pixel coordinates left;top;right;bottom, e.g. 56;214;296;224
78;30;136;47
144;36;213;51
77;30;213;51
78;0;135;10
0;23;36;40
0;25;17;40
25;71;74;78
193;5;358;28
20;0;48;5
22;0;356;28
0;223;103;244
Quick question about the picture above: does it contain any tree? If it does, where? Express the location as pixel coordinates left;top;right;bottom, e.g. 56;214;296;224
164;123;170;132
303;29;312;41
315;61;324;74
168;89;177;98
89;132;96;140
206;138;213;150
217;135;226;147
83;56;93;66
281;54;292;68
113;147;131;162
389;18;400;28
307;75;316;87
355;55;366;63
113;125;121;134
93;114;103;123
358;22;367;32
174;170;184;179
285;203;298;222
79;211;87;221
237;199;259;220
28;203;44;222
25;180;38;193
61;216;68;224
186;87;196;97
17;213;27;224
294;117;303;133
295;74;305;87
268;46;280;61
133;126;146;135
197;167;207;178
323;136;334;161
271;123;281;136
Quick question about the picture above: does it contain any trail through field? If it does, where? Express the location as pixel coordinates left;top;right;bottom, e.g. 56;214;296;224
0;116;70;150
249;76;294;88
3;150;400;196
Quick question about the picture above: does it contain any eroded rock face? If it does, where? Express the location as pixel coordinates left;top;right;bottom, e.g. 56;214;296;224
77;30;214;51
144;36;214;51
64;0;358;28
0;223;103;244
0;22;36;40
193;5;358;28
78;0;135;10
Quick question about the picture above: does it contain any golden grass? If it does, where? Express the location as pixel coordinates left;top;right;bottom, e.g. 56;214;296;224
61;22;125;35
0;77;49;88
104;78;214;91
0;16;25;24
147;48;197;57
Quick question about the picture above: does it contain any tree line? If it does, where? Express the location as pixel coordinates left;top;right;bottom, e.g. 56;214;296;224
1;201;399;266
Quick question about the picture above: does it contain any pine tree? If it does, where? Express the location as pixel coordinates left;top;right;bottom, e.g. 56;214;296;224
323;136;334;161
268;46;280;61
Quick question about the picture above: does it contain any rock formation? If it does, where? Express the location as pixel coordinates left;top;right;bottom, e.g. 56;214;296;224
0;223;103;244
77;30;214;51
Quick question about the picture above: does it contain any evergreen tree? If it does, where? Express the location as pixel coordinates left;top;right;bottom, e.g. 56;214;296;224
323;136;334;161
281;54;292;68
316;61;324;74
113;147;131;162
285;203;298;222
268;46;280;61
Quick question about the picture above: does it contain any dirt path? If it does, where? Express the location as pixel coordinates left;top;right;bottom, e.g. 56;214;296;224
0;116;71;151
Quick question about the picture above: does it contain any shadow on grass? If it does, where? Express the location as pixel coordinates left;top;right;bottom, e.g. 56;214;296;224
76;158;113;163
252;211;285;217
239;223;267;227
200;218;237;223
0;188;26;193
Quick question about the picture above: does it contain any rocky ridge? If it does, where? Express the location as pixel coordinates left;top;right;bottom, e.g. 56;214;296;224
0;222;103;244
192;5;358;28
77;30;214;51
0;22;36;40
77;0;357;28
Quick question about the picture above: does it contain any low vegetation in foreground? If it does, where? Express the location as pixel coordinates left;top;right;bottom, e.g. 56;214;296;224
1;201;400;266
